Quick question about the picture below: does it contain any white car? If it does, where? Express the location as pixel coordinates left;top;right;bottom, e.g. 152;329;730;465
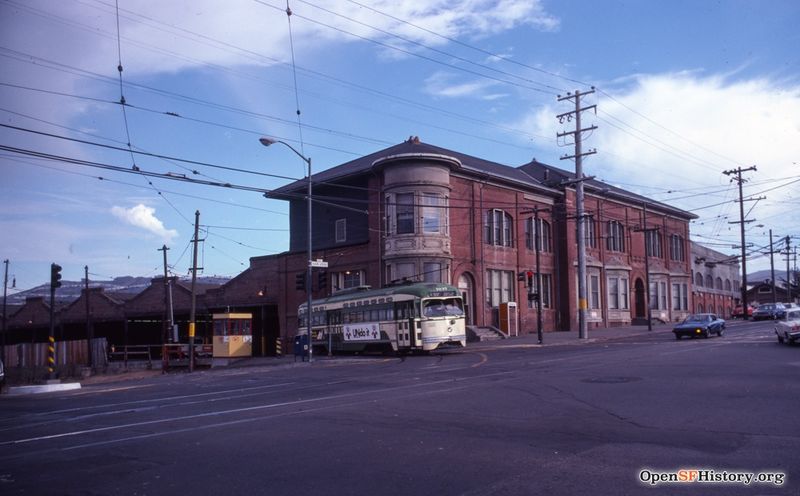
775;308;800;345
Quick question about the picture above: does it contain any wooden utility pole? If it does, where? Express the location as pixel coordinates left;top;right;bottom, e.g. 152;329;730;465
558;88;597;339
723;166;758;320
158;245;170;373
189;210;200;373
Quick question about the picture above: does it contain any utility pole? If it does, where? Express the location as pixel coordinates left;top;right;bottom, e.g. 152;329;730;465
558;87;597;339
158;244;170;373
723;166;758;320
634;203;657;331
769;231;777;305
786;236;792;303
85;265;93;369
2;259;8;357
189;210;200;373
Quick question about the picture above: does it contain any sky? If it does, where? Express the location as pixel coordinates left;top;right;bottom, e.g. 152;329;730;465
1;0;799;294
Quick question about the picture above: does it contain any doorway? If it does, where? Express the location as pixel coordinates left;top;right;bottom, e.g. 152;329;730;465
458;273;475;326
634;278;646;319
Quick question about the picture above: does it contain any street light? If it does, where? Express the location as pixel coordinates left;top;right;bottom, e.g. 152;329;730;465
260;137;313;363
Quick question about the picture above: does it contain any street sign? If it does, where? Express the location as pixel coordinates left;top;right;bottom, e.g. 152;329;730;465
309;259;328;268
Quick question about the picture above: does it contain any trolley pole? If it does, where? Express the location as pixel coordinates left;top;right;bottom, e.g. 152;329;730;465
158;245;170;373
534;207;543;344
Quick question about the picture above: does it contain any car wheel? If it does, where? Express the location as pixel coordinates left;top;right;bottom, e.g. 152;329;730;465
717;328;724;337
704;329;711;339
675;334;681;340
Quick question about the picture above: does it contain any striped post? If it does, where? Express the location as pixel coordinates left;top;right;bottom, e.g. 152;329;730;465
48;335;55;375
275;337;282;356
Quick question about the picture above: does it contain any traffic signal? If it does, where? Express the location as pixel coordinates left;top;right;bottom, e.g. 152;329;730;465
517;271;526;282
318;271;327;291
50;263;62;289
295;272;306;291
526;271;534;289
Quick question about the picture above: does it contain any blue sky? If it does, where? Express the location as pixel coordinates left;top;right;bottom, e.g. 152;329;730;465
1;0;799;293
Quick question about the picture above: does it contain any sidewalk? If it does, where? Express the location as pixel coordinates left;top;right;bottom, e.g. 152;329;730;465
489;322;675;347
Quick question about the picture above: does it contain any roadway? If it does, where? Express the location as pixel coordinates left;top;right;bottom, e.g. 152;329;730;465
0;319;797;495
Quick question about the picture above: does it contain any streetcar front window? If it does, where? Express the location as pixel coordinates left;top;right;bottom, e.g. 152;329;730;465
423;298;464;317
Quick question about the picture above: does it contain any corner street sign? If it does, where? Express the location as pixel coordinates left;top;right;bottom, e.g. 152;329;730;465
309;259;328;268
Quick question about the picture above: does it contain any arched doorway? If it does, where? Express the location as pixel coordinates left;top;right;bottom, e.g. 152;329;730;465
634;278;646;319
457;273;475;326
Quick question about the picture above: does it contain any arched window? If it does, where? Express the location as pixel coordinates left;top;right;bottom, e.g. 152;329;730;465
484;209;513;247
695;272;704;287
606;221;625;252
526;218;552;252
705;274;713;288
725;279;732;291
715;277;723;290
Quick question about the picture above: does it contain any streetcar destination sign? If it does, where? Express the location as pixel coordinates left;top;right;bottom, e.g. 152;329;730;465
343;323;380;341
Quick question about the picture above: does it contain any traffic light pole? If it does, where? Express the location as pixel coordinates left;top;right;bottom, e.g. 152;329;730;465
48;263;62;380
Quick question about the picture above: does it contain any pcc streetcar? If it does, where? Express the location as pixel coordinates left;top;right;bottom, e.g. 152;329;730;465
298;282;467;353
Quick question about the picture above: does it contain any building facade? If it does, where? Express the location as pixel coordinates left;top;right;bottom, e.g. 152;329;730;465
690;242;740;318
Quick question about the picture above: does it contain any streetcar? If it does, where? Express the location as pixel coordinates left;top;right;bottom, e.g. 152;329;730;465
298;282;467;353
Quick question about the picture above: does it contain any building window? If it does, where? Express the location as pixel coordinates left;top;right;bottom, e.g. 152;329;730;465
672;282;689;310
682;283;688;310
396;193;415;234
486;269;514;307
395;262;415;282
590;275;601;309
725;279;732;291
527;273;552;309
608;276;629;310
715;277;722;290
705;274;713;288
670;234;685;261
606;221;625;252
485;209;513;247
694;272;703;287
335;218;346;243
422;262;442;283
525;218;552;252
650;281;668;310
585;216;597;249
422;193;443;234
333;270;364;291
645;230;662;258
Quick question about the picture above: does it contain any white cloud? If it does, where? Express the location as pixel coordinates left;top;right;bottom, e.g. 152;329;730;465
111;204;178;244
424;71;502;99
523;72;800;265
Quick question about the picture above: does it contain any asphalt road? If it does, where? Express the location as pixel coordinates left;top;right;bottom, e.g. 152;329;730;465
1;320;798;496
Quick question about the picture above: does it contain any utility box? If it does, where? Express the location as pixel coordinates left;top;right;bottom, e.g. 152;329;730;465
499;302;518;336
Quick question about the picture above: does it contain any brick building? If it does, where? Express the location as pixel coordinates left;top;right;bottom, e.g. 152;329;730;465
213;137;697;349
690;242;740;317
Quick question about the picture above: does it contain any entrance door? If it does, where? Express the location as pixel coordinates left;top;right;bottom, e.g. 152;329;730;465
634;279;646;319
458;273;475;326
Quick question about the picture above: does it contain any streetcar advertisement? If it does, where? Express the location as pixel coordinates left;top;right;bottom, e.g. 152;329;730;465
343;323;381;341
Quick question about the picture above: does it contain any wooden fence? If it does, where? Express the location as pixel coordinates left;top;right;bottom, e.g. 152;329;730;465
2;338;108;368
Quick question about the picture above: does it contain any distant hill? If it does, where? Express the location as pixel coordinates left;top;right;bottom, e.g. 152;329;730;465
749;269;793;286
5;275;230;306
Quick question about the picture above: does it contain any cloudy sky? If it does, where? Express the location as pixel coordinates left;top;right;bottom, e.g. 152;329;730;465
1;0;798;292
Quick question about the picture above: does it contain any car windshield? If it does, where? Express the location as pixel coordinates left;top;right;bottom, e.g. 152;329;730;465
423;297;464;317
684;314;712;323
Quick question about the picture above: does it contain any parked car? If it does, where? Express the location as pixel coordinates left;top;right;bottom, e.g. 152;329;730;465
0;357;4;387
775;308;800;345
752;303;786;321
673;313;726;340
732;304;753;318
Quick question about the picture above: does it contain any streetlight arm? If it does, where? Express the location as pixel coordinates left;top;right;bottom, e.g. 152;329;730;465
259;137;311;170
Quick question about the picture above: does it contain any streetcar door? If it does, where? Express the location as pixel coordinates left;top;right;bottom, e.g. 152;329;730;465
395;301;412;349
408;317;416;348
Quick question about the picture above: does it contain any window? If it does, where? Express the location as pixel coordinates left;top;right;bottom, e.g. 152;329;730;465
395;262;415;282
590;275;600;309
486;269;514;307
485;209;513;247
670;235;685;261
705;274;713;288
335;218;346;243
694;272;703;287
672;283;681;310
422;262;442;283
396;193;415;234
682;283;688;310
527;273;552;309
608;276;629;310
584;216;597;249
606;221;625;252
422;193;443;233
649;281;668;310
725;279;732;291
715;277;723;290
525;218;552;252
333;270;364;291
645;230;662;258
